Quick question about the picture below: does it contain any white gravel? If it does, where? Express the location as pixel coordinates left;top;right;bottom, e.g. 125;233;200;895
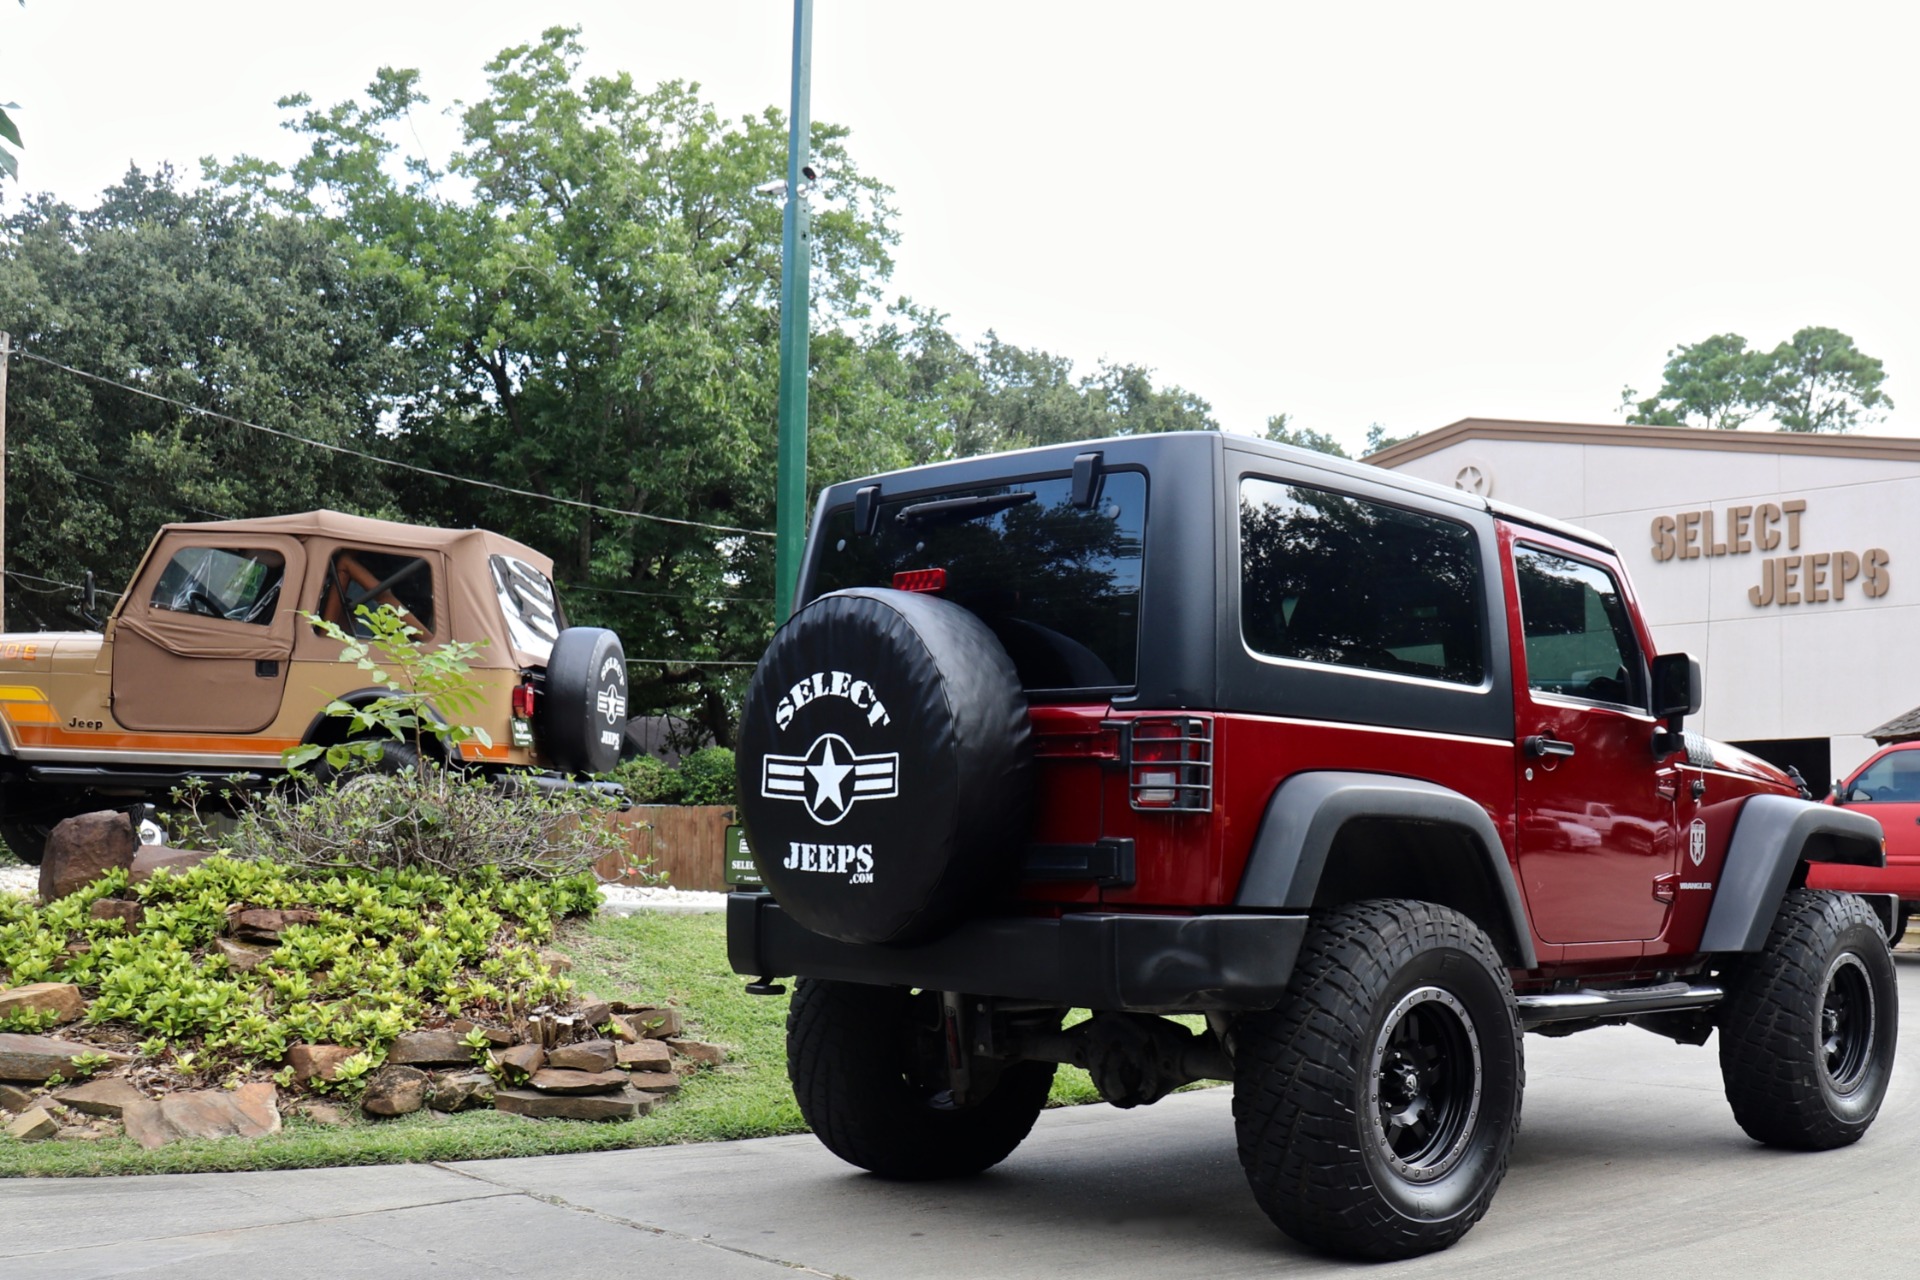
0;858;724;913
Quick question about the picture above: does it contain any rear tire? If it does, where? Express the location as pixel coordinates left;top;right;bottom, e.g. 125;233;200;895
0;818;50;865
1232;900;1523;1261
1718;889;1897;1150
787;978;1057;1180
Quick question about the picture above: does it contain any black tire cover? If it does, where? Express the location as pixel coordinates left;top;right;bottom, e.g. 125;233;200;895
540;627;629;774
736;588;1032;946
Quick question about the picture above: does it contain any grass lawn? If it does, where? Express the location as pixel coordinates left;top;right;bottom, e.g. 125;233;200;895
0;909;1114;1177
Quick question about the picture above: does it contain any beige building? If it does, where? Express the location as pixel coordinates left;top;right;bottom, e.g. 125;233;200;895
1370;419;1920;784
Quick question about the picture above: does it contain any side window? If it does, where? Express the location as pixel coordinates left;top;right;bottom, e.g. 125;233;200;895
1513;546;1642;707
149;547;284;625
1239;478;1485;685
316;550;435;637
1850;753;1920;804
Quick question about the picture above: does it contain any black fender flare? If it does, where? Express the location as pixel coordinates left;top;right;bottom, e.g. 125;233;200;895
1234;770;1536;969
1699;794;1885;953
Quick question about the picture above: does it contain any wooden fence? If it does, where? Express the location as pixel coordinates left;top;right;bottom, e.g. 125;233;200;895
592;805;735;891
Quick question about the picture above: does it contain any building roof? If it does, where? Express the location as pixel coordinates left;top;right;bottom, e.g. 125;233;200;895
1867;706;1920;744
1366;418;1920;469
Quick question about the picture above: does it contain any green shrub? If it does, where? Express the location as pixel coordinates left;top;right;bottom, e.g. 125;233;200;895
677;747;737;807
603;753;685;805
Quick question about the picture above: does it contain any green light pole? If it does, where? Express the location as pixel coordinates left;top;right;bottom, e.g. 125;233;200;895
773;0;813;623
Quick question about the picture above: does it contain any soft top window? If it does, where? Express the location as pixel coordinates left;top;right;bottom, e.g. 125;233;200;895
491;554;566;661
811;471;1147;693
315;549;435;638
149;546;285;626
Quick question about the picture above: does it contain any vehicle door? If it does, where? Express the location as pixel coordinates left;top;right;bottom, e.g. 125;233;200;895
1834;747;1920;883
110;535;305;734
1508;535;1680;943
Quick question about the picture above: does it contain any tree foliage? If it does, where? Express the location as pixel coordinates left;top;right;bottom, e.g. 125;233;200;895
0;28;1221;746
1263;413;1348;458
1623;327;1892;433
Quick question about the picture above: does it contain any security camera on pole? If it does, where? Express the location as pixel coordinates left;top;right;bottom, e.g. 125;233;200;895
772;0;815;623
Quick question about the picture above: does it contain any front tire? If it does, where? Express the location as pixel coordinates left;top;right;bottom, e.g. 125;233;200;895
1718;889;1897;1150
1232;900;1523;1261
787;979;1057;1180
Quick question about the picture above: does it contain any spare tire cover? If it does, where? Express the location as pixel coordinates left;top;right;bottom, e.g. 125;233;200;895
540;627;629;774
736;588;1031;946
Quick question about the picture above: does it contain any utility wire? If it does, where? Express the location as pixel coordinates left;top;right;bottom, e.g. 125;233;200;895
12;348;776;540
628;657;758;668
571;581;770;604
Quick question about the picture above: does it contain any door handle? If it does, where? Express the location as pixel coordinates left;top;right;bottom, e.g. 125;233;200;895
1523;736;1576;759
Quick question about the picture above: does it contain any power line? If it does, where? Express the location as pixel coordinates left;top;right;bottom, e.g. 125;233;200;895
628;657;759;668
570;581;770;604
12;348;776;540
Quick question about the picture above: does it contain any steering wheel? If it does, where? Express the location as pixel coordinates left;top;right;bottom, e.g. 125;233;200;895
184;587;227;618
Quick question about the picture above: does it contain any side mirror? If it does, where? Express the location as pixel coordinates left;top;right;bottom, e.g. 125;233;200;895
1650;653;1703;759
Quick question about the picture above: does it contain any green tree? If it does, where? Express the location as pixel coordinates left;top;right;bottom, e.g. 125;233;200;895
0;166;414;628
1761;326;1893;433
0;102;19;183
1622;333;1768;429
1263;413;1348;458
1363;423;1414;455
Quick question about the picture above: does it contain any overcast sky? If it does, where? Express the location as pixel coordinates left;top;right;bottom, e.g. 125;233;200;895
4;1;1916;453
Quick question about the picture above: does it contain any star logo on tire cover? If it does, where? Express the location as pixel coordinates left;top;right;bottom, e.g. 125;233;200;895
761;733;899;826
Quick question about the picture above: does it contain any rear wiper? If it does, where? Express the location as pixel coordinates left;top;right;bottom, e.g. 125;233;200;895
895;491;1036;527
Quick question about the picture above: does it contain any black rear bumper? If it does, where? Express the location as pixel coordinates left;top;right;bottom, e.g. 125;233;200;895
727;893;1309;1013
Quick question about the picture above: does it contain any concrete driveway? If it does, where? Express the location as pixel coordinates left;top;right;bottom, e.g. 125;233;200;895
6;954;1920;1279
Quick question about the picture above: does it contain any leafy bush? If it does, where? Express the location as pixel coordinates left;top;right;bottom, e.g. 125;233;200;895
676;748;737;807
603;753;685;805
218;765;632;880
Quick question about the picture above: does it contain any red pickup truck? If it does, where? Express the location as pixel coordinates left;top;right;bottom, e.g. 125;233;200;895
1810;741;1920;937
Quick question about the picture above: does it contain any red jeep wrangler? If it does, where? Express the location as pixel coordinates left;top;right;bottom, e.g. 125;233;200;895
729;432;1895;1260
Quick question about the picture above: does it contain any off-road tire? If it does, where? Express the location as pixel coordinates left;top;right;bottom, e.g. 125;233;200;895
787;978;1057;1180
1718;889;1897;1150
540;626;629;775
1232;899;1524;1261
0;817;50;865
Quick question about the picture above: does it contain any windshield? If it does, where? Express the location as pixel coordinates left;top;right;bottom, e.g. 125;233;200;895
810;470;1147;693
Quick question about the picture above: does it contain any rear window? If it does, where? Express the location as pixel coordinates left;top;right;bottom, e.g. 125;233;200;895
811;471;1147;693
1240;477;1485;685
491;555;566;661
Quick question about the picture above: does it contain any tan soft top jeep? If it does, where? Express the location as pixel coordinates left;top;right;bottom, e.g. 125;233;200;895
0;510;629;862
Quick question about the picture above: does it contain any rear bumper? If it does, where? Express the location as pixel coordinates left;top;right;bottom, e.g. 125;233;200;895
726;893;1309;1013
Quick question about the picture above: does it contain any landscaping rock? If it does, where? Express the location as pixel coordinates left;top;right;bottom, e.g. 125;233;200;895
492;1044;545;1080
616;1040;672;1072
0;1034;130;1083
575;1000;613;1033
388;1028;471;1067
88;898;145;928
214;938;274;972
362;1066;430;1117
450;1019;514;1047
666;1039;726;1067
293;1101;349;1126
528;1068;627;1095
621;1007;684;1040
122;1084;281;1149
55;1076;147;1117
0;982;86;1025
427;1070;495;1112
536;948;573;974
623;1071;681;1096
493;1086;646;1121
547;1039;617;1072
38;810;137;901
0;1082;36;1111
129;845;214;883
227;906;319;944
6;1106;58;1142
287;1044;358;1087
57;1124;106;1141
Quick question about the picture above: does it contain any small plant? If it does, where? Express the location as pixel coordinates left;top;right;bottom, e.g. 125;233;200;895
0;1007;63;1034
285;605;492;775
676;747;737;806
69;1051;115;1079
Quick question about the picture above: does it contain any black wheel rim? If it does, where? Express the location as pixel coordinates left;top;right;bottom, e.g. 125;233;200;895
1819;952;1876;1096
1367;985;1483;1183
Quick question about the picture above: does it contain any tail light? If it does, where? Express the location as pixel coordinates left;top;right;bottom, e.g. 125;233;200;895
892;568;948;594
511;681;537;719
1127;716;1213;812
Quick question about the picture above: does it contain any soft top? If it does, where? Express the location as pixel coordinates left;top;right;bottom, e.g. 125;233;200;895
162;509;553;574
